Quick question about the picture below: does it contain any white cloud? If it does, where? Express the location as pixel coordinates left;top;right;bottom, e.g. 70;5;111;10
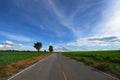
0;40;36;51
3;40;13;45
67;36;120;47
0;31;34;42
0;40;22;50
55;47;69;52
94;0;120;37
0;44;4;48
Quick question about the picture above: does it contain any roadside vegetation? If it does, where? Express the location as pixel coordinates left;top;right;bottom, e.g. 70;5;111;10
62;50;120;77
48;45;54;53
0;51;47;66
0;51;49;80
34;42;42;52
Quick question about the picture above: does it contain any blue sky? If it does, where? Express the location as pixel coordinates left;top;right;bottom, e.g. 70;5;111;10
0;0;120;51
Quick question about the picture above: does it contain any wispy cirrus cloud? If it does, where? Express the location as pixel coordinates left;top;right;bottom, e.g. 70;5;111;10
93;0;120;37
70;0;105;19
0;31;34;42
47;0;106;38
47;0;81;37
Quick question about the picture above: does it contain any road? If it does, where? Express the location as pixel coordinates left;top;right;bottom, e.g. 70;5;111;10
8;53;119;80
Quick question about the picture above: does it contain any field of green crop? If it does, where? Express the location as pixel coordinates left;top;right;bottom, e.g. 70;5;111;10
0;51;47;66
62;50;120;76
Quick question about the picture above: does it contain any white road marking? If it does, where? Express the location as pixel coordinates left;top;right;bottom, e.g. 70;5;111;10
90;67;120;80
63;71;67;80
100;71;120;80
8;57;47;80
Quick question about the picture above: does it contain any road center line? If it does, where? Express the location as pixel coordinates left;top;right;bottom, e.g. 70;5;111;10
63;71;67;80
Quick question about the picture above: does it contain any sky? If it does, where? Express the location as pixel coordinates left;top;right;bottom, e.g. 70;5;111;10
0;0;120;51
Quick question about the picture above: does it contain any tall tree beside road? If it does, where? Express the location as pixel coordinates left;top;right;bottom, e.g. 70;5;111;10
49;45;54;52
34;42;42;52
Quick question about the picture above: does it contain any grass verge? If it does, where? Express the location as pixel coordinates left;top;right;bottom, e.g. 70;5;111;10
0;52;50;80
62;50;120;78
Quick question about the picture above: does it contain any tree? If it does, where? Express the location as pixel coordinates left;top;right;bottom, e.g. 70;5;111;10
44;50;47;52
34;42;42;52
48;45;54;52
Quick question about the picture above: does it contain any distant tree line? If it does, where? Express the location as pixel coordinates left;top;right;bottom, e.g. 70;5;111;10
0;42;54;53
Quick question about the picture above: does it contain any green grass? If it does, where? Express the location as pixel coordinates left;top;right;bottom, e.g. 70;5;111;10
62;50;120;76
0;51;47;66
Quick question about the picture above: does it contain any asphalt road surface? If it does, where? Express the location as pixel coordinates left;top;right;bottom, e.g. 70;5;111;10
8;53;120;80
